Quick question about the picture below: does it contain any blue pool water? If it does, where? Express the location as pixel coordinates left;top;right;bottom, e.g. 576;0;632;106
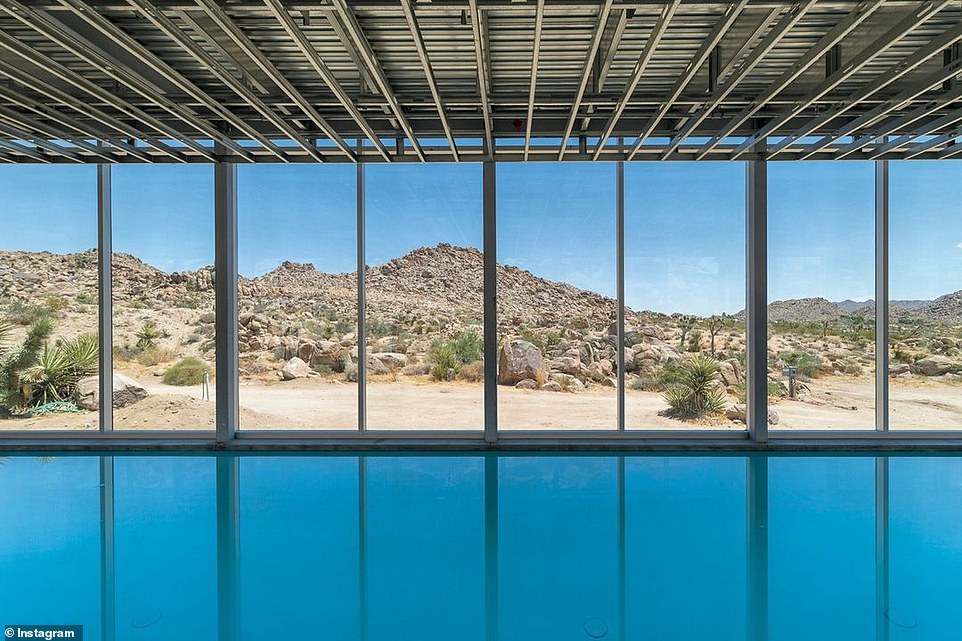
1;454;960;641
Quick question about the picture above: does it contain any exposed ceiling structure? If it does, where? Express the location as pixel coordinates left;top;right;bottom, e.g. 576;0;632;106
1;0;962;163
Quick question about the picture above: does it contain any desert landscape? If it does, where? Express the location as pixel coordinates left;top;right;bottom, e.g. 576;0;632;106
2;243;961;430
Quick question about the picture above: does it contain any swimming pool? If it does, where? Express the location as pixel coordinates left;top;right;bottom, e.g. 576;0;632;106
1;454;959;641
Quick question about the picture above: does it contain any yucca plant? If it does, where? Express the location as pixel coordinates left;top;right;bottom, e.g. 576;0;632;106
663;354;728;419
135;320;161;351
21;333;98;404
0;315;55;412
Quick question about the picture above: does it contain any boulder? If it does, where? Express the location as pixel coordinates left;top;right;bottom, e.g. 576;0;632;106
515;378;538;390
74;373;148;411
281;357;311;380
588;359;613;382
498;340;547;385
550;372;585;391
718;360;739;388
726;403;779;425
914;355;958;377
372;352;407;370
889;363;911;376
367;355;390;375
541;380;563;392
312;341;345;368
551;356;585;376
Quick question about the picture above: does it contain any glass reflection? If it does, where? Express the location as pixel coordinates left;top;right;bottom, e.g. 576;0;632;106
2;454;961;640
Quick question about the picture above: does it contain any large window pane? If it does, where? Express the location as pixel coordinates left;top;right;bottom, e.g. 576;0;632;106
889;161;962;429
496;163;617;430
624;163;746;429
112;165;215;429
114;456;217;637
0;457;101;633
365;165;482;429
768;162;875;429
238;165;357;429
0;166;99;429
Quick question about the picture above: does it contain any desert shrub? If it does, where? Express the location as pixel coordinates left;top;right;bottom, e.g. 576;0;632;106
657;361;687;387
687;329;703;353
734;380;787;404
135;321;161;351
5;300;51;326
519;329;560;353
843;360;864;375
451;332;483;364
24;333;99;404
0;316;56;411
631;376;661;392
137;347;178;367
368;318;403;338
75;292;97;305
44;296;68;315
778;350;823;379
663;355;728;419
428;342;459;381
458;361;484;382
170;293;202;309
892;346;914;363
162;357;210;386
344;361;359;383
534;368;548;387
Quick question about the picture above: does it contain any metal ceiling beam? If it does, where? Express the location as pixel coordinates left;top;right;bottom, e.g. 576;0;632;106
716;6;782;85
0;120;84;162
328;0;426;160
125;0;324;162
523;0;545;161
194;0;356;160
854;100;962;159
558;0;614;160
729;0;952;159
770;19;962;158
400;0;458;161
0;106;116;162
660;1;812;159
6;0;253;162
0;37;189;162
797;58;962;159
624;0;748;160
900;130;960;158
580;7;630;132
694;0;882;160
0;138;54;163
591;0;678;160
468;0;494;155
262;0;391;161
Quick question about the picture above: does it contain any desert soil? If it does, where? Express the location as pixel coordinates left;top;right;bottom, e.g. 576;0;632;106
5;375;961;431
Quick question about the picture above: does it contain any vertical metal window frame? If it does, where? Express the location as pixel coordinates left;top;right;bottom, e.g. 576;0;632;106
746;154;768;442
97;162;113;433
215;156;239;442
617;152;626;431
358;157;367;432
99;456;115;641
483;161;497;442
876;160;889;432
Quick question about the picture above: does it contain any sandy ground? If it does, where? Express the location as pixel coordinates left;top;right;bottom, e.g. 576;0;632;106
4;375;962;431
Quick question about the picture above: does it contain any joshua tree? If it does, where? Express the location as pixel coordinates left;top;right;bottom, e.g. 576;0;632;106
677;315;698;351
818;319;832;339
706;314;735;355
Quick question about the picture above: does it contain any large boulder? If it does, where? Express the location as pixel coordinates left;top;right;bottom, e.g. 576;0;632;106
74;373;148;411
281;357;311;380
914;355;958;377
726;403;779;425
371;352;407;370
498;340;547;385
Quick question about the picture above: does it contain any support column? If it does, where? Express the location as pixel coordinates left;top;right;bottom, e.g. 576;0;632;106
747;157;768;442
97;163;113;433
357;158;367;432
484;454;499;641
483;161;497;443
216;456;240;641
875;457;890;641
358;457;368;641
617;154;626;431
215;158;239;443
99;456;115;641
876;160;889;432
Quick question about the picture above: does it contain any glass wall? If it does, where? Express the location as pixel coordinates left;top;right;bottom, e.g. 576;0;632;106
237;165;357;429
496;163;617;430
365;165;483;430
889;161;962;429
112;165;215;430
0;166;99;429
625;163;746;429
768;162;876;430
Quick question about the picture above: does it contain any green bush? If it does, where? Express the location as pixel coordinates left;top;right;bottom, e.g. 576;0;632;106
5;300;51;326
136;321;161;351
428;342;459;381
0;316;54;411
778;350;823;379
656;361;687;387
27;333;99;404
162;357;210;386
428;332;484;381
663;355;728;419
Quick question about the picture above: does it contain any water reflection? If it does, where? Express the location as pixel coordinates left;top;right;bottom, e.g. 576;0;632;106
1;454;961;640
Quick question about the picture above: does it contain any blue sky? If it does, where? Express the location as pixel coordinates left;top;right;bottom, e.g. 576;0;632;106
2;161;960;315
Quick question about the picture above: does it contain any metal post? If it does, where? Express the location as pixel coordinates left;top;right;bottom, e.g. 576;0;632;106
99;456;115;641
617;151;626;431
358;457;368;641
215;157;239;443
483;161;498;443
747;455;769;641
484;454;499;641
875;457;890;641
97;163;113;433
216;456;240;641
617;457;626;640
747;155;768;442
357;156;367;432
876;160;889;432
